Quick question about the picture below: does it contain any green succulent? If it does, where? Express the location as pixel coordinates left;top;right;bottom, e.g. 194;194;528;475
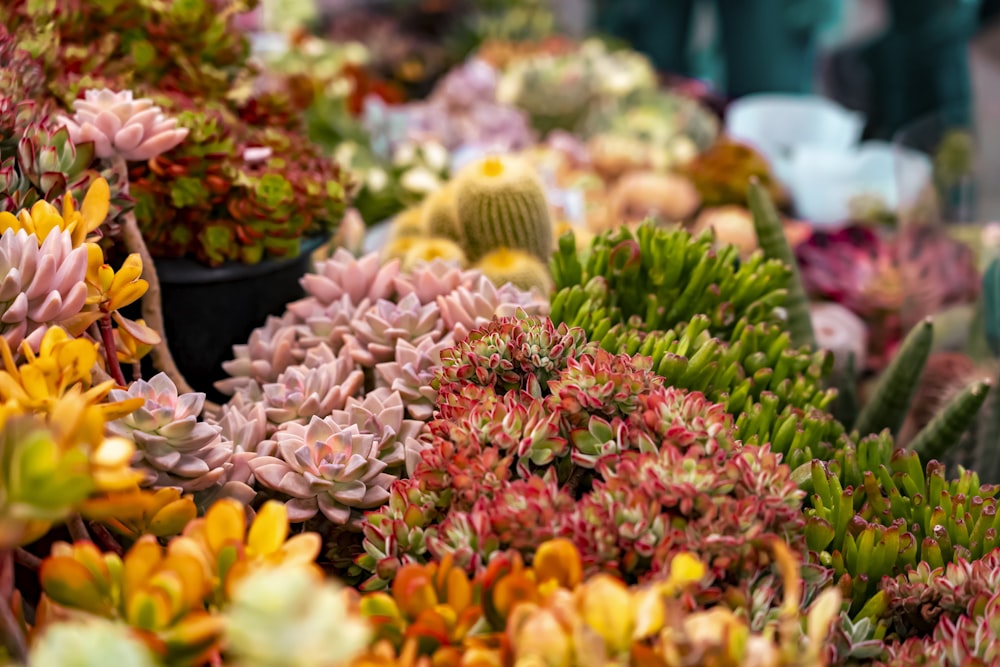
800;431;1000;614
550;222;792;341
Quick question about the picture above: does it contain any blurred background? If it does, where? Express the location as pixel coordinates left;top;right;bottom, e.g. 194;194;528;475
251;0;1000;221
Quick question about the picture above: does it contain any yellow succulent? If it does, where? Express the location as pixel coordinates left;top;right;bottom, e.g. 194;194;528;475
114;318;156;365
82;487;199;541
0;178;109;247
86;251;149;313
81;248;161;351
175;499;323;601
39;536;225;665
0;403;142;549
0;326;142;421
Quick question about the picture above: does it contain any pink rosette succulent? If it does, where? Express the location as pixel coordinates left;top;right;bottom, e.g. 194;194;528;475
250;417;400;527
58;89;188;161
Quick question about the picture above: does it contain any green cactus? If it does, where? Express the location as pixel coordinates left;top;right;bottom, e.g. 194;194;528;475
910;380;992;463
453;155;554;265
421;181;460;243
474;247;553;293
852;318;934;439
974;258;1000;484
747;178;816;349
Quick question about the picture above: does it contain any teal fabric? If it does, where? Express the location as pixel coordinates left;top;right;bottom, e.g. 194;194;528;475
593;0;838;95
859;0;982;138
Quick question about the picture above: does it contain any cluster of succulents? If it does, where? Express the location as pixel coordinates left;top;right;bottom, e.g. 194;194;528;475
0;0;253;104
355;312;808;595
2;0;351;267
128;93;349;265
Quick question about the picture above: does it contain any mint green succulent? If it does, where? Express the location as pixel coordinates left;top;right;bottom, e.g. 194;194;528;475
28;618;160;667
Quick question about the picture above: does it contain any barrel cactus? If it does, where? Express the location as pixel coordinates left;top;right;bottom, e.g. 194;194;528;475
453;155;553;265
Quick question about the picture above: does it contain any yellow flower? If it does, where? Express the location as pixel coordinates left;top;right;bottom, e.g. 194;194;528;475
0;178;109;247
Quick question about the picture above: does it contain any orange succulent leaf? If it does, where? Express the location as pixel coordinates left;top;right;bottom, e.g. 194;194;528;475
39;554;116;617
532;539;582;590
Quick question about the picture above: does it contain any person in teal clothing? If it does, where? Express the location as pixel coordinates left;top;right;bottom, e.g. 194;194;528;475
850;0;983;139
594;0;839;97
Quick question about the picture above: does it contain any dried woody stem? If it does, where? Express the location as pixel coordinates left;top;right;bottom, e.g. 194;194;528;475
110;158;211;404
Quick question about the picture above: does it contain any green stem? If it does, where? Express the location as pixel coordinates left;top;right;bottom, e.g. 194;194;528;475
747;178;815;350
911;380;992;463
852;318;934;438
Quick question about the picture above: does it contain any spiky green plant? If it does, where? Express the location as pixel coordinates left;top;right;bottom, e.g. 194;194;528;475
747;179;815;349
853;319;934;439
550;219;841;469
800;431;1000;614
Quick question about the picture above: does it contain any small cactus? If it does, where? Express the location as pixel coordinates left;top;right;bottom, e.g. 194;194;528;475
474;247;553;294
420;181;460;243
387;206;426;245
401;238;468;271
453;155;553;265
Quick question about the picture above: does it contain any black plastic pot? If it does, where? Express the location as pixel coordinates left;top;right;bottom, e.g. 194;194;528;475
132;236;327;404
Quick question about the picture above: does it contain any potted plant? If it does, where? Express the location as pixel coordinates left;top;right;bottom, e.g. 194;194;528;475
0;0;350;400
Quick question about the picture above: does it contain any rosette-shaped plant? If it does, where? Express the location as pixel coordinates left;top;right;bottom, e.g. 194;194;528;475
878;549;1000;640
0;227;89;351
375;337;451;422
301;249;400;308
250;418;403;527
217;313;302;394
58;89;188;161
343;293;445;367
260;350;365;431
106;372;230;492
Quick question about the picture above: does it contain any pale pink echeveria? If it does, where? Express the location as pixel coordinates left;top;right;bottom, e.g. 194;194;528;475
435;274;546;341
58;89;188;161
375;337;452;421
250;419;399;526
0;228;89;352
200;401;269;506
107;373;229;492
392;258;478;305
262;351;365;429
301;249;400;307
342;293;443;366
287;293;366;353
328;388;421;468
216;313;303;396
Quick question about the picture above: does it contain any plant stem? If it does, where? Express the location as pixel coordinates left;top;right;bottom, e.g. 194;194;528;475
13;549;41;571
88;521;124;557
111;156;197;396
67;513;91;543
99;313;127;386
0;553;27;663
